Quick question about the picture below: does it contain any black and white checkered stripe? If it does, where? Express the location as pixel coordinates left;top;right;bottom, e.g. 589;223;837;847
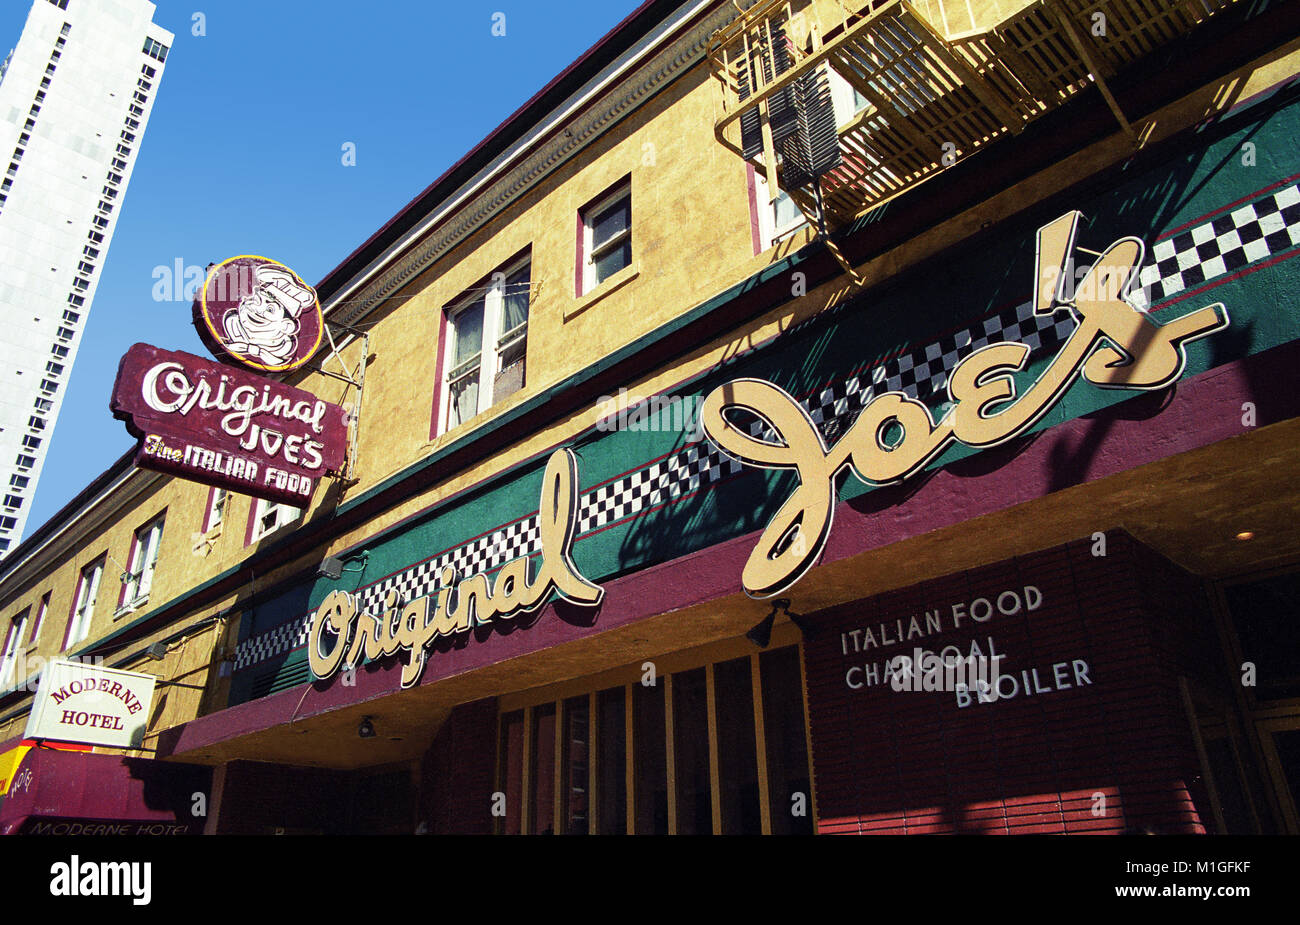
1134;183;1300;308
236;184;1300;673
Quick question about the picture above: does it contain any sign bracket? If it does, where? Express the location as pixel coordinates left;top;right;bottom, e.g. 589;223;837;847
303;319;370;484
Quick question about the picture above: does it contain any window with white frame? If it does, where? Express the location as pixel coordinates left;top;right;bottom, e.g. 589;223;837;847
31;593;48;647
67;558;104;650
120;514;164;609
250;498;300;543
579;181;631;293
442;256;531;433
204;487;228;533
0;608;30;689
754;171;809;250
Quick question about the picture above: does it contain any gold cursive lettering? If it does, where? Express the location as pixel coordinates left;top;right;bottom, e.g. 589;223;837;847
306;448;604;688
701;212;1228;599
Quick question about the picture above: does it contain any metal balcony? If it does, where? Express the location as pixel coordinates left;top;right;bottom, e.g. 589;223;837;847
710;0;1241;237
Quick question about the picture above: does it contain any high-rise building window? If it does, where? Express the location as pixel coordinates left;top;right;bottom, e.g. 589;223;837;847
142;39;168;63
15;455;35;471
2;495;22;511
21;435;41;450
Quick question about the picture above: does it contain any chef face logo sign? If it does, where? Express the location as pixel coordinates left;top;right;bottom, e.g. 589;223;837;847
194;256;323;372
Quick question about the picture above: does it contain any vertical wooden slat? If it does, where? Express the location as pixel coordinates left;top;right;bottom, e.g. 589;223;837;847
797;640;820;832
520;706;533;835
706;663;723;835
665;672;678;835
553;698;564;834
751;652;773;836
625;682;636;835
587;691;598;836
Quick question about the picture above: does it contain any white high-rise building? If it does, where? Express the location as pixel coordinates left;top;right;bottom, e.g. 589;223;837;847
0;0;171;556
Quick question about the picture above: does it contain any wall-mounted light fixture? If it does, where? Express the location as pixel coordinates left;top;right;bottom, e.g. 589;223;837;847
318;550;369;580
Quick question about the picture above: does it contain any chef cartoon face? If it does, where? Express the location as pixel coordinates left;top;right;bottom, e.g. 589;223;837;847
220;264;316;367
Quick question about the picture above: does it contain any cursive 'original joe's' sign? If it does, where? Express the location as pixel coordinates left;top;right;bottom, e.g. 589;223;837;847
110;343;349;507
699;211;1230;599
307;449;604;688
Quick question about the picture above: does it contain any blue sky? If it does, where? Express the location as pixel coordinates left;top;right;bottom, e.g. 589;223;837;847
1;0;641;536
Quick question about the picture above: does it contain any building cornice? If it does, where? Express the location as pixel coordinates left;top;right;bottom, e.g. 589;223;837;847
327;0;739;329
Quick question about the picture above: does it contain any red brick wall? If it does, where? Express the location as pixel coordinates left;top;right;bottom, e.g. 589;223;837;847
802;531;1215;834
418;696;498;835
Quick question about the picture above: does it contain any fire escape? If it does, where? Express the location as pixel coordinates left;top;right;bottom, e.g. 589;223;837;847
709;0;1243;281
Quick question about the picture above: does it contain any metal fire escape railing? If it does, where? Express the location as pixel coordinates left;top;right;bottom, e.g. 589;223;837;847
710;0;1241;279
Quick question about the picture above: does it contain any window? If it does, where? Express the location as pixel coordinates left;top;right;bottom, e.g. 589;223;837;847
141;64;157;78
66;558;104;650
110;158;127;172
129;104;143;117
249;499;300;543
93;213;110;227
0;609;31;689
120;514;164;609
579;181;632;293
50;344;69;359
120;131;135;143
39;380;57;396
48;0;70;9
28;415;46;430
61;22;71;35
30;594;49;646
63;309;81;323
753;171;808;250
57;326;74;341
72;277;89;291
82;245;99;258
496;643;812;834
46;361;64;375
441;256;531;432
204;487;228;532
124;117;139;130
115;144;130;158
22;434;41;449
34;398;52;412
2;495;21;511
0;516;15;531
9;475;28;489
15;454;35;470
133;90;148;104
142;40;168;63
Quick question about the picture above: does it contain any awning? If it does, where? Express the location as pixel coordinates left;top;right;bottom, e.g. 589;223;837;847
0;745;211;835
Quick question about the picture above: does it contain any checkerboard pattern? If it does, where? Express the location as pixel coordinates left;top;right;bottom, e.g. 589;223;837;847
1134;183;1300;309
236;185;1299;675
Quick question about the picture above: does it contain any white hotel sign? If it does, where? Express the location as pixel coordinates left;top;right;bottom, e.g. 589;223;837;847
25;659;156;749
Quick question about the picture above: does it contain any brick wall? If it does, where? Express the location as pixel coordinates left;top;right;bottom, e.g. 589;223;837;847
802;531;1216;834
417;696;498;835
